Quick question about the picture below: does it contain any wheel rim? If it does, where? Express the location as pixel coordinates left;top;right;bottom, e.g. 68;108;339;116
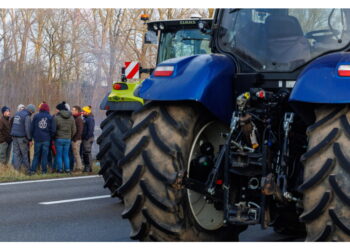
187;121;228;230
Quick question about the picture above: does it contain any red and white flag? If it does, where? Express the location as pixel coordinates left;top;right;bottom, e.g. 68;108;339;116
124;61;140;79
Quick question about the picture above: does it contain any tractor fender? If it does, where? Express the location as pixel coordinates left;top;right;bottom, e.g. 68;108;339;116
137;54;236;123
290;52;350;104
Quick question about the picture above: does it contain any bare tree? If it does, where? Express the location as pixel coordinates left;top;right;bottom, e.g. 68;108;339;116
0;8;211;124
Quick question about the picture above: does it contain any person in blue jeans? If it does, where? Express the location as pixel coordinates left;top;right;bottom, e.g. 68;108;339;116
55;138;71;173
30;103;54;174
52;101;76;173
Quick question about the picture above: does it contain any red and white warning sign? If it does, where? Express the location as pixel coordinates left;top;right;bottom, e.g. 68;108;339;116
124;61;140;79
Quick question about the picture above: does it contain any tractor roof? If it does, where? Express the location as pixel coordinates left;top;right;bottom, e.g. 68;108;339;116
147;18;212;31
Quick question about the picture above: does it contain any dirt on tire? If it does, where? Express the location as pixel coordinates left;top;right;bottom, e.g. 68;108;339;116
300;105;350;241
119;102;241;241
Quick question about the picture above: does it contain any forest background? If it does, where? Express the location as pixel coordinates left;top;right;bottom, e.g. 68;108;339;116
0;8;213;124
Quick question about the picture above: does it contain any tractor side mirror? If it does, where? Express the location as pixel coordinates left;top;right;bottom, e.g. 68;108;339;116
144;30;158;44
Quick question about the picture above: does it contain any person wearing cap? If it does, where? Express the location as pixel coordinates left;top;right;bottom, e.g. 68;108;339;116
71;105;84;171
29;103;54;174
0;106;12;165
82;106;95;172
10;104;35;173
53;101;76;174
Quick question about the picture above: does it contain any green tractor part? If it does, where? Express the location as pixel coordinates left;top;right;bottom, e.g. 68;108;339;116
97;16;212;198
102;82;144;112
107;82;143;104
99;17;212;113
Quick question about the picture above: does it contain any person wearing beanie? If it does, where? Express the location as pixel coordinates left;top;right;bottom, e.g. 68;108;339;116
38;101;47;110
82;106;91;114
53;101;76;173
29;103;54;174
10;104;35;173
26;104;36;114
0;106;12;165
56;101;68;111
82;105;95;172
1;106;10;116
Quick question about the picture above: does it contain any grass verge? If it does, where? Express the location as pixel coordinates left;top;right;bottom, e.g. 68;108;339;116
0;163;100;183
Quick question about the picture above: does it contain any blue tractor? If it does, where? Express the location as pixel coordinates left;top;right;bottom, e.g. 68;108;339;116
119;9;350;241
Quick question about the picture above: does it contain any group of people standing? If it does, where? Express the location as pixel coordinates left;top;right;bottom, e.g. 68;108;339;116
0;101;95;175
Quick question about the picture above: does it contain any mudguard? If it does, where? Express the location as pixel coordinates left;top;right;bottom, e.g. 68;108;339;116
137;54;236;123
290;52;350;103
100;89;143;112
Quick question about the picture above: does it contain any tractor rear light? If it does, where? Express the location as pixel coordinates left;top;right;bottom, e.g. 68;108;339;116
154;66;174;77
216;179;223;185
338;65;350;77
257;90;266;99
113;83;128;90
113;83;122;90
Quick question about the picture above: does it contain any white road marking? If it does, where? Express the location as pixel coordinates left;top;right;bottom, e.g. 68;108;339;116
39;195;111;205
0;175;100;186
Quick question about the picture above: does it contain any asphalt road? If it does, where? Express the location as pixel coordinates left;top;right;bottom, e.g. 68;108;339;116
0;176;304;242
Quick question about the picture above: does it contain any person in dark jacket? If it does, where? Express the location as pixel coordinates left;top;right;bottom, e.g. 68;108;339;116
29;103;54;174
71;106;84;171
64;103;75;171
10;104;35;173
82;106;95;172
53;101;76;173
0;106;12;165
9;104;26;166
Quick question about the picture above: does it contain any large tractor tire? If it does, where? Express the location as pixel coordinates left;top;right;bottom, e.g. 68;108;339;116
299;105;350;241
97;111;132;198
119;102;242;241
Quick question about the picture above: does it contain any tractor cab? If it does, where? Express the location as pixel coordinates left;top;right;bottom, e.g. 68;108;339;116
214;9;350;74
146;18;212;65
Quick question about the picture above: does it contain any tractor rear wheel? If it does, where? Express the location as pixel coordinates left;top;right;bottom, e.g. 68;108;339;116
97;111;132;198
300;105;350;241
119;102;242;241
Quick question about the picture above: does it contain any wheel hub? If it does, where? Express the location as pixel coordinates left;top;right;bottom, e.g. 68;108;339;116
186;121;228;230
